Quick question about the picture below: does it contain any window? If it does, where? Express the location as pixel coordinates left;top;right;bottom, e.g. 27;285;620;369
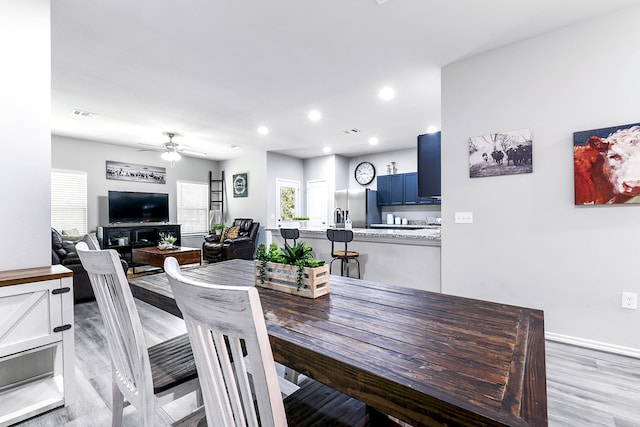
177;180;209;234
51;169;88;234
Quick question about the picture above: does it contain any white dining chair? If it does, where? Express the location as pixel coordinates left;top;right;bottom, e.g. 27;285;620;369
76;242;204;427
81;233;101;250
163;256;374;427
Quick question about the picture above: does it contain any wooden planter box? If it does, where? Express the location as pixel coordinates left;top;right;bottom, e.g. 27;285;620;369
253;261;330;299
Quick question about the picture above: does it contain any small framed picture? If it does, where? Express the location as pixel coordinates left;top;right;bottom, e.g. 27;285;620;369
233;173;248;198
468;128;533;178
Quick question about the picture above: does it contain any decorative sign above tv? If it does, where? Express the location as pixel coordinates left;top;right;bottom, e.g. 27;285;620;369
468;128;533;178
233;173;248;198
106;160;166;184
573;122;640;205
108;191;170;224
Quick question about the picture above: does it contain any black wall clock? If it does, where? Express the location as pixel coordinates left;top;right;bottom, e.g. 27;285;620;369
354;161;376;185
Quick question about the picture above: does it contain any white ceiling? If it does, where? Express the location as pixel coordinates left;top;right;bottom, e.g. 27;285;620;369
51;0;638;161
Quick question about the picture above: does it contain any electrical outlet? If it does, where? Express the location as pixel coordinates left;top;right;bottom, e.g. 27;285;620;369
454;212;473;224
621;292;638;310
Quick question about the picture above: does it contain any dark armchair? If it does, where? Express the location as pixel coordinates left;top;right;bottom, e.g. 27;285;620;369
51;228;94;303
202;218;260;262
52;228;129;303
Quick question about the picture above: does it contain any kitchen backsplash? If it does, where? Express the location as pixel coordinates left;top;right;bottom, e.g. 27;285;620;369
381;205;440;224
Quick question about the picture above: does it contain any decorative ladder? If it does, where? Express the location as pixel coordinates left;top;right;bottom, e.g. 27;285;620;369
209;170;225;227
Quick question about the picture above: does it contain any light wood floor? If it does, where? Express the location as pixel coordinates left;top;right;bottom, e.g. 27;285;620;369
12;300;640;427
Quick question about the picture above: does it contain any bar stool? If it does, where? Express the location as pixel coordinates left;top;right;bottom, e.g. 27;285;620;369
327;229;360;279
280;228;300;246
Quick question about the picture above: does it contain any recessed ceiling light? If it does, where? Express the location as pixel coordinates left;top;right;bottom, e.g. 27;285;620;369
378;86;395;101
322;146;331;153
368;137;379;145
426;126;438;134
308;110;322;121
257;126;269;135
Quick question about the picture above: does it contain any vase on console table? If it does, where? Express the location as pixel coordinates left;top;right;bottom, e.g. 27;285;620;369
158;232;177;249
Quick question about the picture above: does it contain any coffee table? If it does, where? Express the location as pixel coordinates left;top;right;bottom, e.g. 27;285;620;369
131;246;201;274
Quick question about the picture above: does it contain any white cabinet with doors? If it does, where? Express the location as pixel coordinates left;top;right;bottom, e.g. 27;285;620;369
0;265;75;426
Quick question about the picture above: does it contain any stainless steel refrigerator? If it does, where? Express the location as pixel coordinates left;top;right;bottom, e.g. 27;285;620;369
334;189;381;228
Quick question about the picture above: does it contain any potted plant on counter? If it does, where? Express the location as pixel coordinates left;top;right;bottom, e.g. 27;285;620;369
254;242;329;298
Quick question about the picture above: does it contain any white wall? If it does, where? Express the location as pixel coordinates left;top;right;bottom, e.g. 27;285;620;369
220;150;268;245
335;155;350;190
1;1;50;270
441;6;640;352
52;135;219;234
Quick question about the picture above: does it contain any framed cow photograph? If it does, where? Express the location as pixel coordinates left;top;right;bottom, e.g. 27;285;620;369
573;122;640;205
468;128;533;178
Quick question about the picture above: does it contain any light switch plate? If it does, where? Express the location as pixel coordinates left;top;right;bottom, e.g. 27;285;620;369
455;212;473;224
621;292;638;310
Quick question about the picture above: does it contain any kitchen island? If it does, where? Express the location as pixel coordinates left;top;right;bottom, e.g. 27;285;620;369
265;226;441;292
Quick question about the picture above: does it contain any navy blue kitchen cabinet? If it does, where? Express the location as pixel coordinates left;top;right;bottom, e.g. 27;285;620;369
379;173;431;205
403;172;419;204
404;172;438;205
377;175;390;205
418;132;441;199
377;174;403;205
389;174;403;205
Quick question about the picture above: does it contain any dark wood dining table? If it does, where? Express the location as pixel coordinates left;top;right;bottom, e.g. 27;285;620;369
128;259;547;426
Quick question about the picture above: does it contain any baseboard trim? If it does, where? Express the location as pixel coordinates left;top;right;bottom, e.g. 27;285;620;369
546;332;640;359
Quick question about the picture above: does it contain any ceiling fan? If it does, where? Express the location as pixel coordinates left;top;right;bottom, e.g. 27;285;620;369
138;132;207;161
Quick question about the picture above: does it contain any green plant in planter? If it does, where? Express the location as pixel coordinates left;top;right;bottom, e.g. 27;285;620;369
256;242;324;290
211;223;225;235
159;233;177;246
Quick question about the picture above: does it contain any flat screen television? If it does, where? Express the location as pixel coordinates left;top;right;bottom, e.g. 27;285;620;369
108;191;169;224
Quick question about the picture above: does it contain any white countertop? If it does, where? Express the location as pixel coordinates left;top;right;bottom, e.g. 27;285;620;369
266;226;441;244
369;223;439;229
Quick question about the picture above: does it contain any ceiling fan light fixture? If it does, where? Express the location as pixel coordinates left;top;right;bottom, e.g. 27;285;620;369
161;150;181;162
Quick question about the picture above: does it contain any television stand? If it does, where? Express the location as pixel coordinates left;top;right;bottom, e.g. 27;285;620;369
97;224;181;267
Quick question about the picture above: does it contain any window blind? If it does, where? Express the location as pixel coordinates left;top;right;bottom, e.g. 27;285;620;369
177;180;209;234
51;169;88;234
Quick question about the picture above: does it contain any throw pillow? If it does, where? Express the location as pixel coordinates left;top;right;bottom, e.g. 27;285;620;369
226;225;241;240
219;227;228;242
61;228;83;241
